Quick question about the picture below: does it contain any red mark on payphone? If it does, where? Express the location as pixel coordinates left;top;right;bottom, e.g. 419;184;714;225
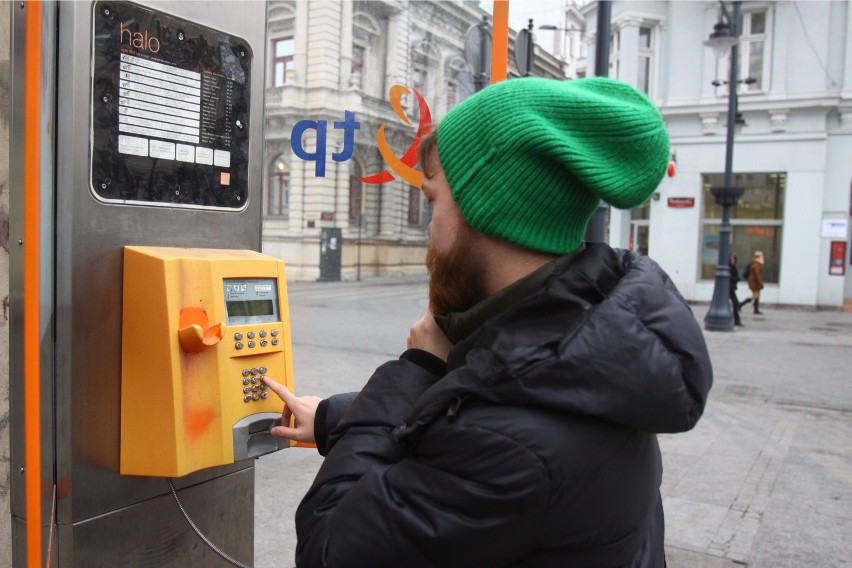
186;407;216;440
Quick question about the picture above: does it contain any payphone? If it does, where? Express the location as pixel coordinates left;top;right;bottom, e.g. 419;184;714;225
9;0;272;565
121;246;295;477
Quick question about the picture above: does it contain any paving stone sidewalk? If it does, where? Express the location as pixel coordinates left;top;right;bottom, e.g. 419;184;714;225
255;296;852;568
663;306;852;567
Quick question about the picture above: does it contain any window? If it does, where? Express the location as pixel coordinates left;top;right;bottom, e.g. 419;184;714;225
637;26;653;95
412;68;427;120
630;199;651;256
353;12;381;96
408;186;422;226
609;31;620;78
351;44;366;90
273;37;295;87
716;9;768;94
610;25;654;94
447;81;459;111
268;156;290;218
349;161;363;225
700;173;785;283
739;10;766;92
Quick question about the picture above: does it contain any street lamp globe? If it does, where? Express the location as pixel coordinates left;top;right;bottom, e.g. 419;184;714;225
704;20;738;59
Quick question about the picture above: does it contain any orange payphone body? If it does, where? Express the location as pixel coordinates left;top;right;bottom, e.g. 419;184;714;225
120;246;294;477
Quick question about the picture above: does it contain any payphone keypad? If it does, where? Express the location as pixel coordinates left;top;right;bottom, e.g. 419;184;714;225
239;366;272;403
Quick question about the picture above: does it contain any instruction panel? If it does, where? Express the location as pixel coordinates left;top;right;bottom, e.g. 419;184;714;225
90;0;252;209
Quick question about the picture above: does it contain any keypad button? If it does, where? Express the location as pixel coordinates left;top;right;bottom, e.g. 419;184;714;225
242;369;251;377
243;387;251;394
243;378;250;385
235;342;244;350
259;330;267;338
234;333;244;340
243;395;251;403
251;385;259;392
259;367;268;374
261;392;269;399
251;394;259;401
248;341;256;348
247;331;255;339
251;377;258;384
260;384;267;390
260;340;268;347
251;368;259;375
271;338;279;346
271;329;279;337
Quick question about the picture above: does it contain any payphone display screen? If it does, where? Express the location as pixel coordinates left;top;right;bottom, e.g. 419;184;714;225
90;1;252;210
224;278;280;325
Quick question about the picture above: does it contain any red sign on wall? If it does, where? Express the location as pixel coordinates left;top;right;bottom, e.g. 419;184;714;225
667;197;695;208
830;241;846;275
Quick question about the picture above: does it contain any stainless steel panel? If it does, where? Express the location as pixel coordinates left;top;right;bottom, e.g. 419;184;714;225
52;0;268;541
63;469;254;567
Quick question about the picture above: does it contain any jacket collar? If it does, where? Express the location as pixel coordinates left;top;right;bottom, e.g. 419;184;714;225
434;247;584;344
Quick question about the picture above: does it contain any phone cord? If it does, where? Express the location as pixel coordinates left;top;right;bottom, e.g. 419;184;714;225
167;478;254;568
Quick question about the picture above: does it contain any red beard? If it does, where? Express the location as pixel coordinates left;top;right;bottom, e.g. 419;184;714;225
427;223;488;316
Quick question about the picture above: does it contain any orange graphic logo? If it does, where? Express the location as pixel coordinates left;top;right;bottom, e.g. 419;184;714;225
360;85;432;188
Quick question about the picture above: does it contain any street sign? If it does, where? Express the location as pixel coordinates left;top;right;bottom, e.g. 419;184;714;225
515;28;535;77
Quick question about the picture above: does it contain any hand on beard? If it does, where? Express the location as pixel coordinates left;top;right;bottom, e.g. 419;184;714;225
408;309;453;362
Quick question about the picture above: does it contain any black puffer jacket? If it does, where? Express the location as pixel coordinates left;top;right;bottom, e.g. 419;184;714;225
296;244;713;568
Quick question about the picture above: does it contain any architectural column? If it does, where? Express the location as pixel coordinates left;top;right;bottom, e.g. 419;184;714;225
385;11;408;91
843;0;852;99
294;0;310;86
769;1;789;99
306;1;343;90
339;0;354;90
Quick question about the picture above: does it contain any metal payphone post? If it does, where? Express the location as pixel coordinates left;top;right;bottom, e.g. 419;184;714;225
10;1;271;565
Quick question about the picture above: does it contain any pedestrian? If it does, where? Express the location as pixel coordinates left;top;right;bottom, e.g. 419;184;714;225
740;251;765;314
263;77;713;568
729;254;744;326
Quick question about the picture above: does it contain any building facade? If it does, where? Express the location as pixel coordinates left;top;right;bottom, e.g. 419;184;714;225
262;0;564;280
568;0;852;310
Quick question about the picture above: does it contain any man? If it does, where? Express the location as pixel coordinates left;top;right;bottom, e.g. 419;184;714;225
263;77;713;567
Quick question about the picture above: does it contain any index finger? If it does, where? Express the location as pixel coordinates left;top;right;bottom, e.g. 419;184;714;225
261;376;295;403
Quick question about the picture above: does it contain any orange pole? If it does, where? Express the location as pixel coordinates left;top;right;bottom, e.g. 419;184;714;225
24;1;44;566
491;0;509;83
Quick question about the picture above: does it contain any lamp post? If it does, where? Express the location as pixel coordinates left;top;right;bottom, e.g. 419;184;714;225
704;0;745;332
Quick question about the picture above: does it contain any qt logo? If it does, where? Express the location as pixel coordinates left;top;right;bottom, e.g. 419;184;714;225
290;85;432;188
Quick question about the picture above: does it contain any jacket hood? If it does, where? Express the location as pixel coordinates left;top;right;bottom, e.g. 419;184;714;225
402;244;713;437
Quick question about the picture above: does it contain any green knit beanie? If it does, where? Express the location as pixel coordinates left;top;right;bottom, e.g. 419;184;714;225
435;77;670;254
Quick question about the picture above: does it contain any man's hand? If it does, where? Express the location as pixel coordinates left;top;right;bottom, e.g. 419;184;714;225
262;377;322;444
407;310;453;362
